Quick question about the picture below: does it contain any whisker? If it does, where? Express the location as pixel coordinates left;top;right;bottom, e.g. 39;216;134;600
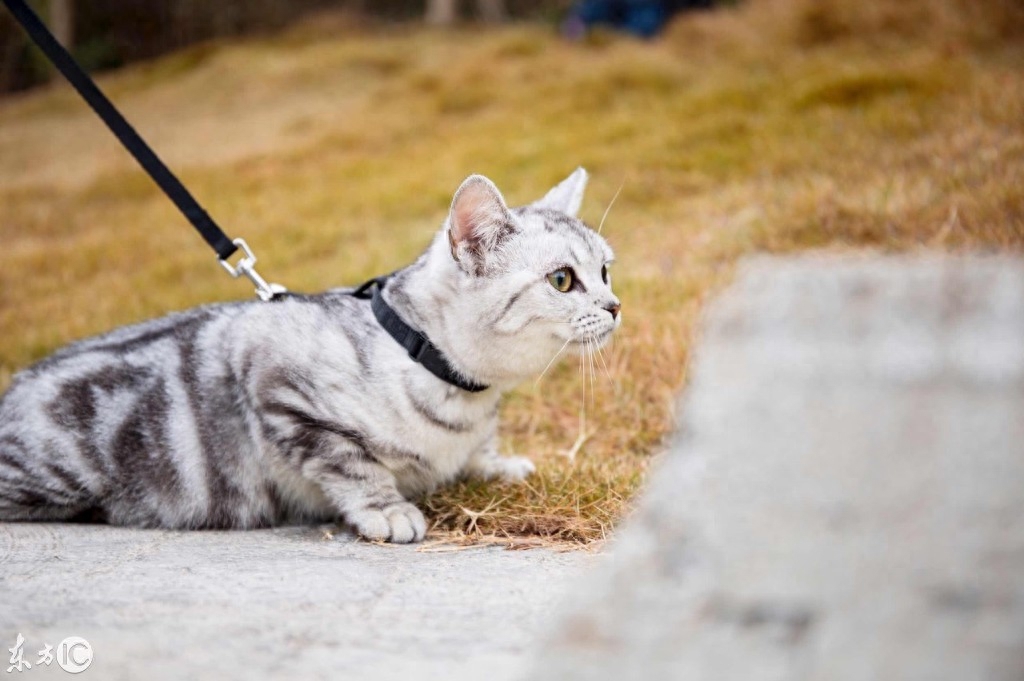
534;337;573;387
565;343;587;462
587;338;597;408
564;338;604;462
594;342;614;386
597;181;624;235
580;343;586;418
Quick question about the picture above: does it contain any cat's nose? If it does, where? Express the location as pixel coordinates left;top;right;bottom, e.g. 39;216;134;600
604;302;621;320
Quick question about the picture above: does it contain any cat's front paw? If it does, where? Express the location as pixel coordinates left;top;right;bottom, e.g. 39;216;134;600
348;501;427;543
468;455;536;483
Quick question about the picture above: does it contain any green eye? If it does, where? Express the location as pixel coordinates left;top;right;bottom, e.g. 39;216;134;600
547;268;574;293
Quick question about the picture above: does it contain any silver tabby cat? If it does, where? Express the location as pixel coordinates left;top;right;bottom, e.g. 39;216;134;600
0;169;619;543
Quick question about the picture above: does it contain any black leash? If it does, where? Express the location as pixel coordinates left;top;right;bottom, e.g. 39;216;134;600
3;0;283;300
353;278;489;393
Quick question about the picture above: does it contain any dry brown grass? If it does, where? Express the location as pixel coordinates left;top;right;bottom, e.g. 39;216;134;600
1;0;1022;544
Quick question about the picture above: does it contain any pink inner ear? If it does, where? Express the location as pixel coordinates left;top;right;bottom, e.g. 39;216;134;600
452;183;492;245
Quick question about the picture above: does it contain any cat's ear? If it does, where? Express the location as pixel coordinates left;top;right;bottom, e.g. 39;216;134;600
447;174;514;265
532;167;588;217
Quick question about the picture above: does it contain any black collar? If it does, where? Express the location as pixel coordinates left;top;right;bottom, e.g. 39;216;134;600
352;277;489;393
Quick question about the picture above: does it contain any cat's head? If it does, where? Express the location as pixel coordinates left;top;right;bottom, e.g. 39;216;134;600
435;168;620;384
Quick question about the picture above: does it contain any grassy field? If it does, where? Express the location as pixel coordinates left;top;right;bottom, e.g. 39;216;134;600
1;0;1022;544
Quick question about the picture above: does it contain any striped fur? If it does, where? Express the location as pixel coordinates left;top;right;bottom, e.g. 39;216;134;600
0;169;619;543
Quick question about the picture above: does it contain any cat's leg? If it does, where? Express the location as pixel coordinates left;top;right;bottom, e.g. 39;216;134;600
303;453;426;543
261;402;426;542
463;436;536;483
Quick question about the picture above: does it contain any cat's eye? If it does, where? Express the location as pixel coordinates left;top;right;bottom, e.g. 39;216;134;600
601;264;609;284
547;268;574;293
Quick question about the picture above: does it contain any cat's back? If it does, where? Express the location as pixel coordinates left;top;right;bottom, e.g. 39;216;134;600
0;289;372;429
3;300;247;401
1;288;372;419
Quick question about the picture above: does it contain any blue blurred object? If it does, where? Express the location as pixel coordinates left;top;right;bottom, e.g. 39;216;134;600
564;0;713;39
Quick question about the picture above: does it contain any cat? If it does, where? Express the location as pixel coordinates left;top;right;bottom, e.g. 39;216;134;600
0;168;620;543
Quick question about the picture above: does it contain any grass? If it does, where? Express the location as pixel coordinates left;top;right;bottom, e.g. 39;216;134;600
1;0;1022;544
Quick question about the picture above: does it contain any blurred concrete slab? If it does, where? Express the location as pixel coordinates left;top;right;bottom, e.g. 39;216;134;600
0;523;592;680
531;255;1024;681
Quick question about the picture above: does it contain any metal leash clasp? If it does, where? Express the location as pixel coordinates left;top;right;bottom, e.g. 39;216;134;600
218;238;287;302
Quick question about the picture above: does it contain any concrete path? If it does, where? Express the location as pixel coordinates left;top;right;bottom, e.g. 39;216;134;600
1;523;593;680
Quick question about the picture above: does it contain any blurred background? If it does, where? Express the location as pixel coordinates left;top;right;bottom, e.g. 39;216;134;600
2;0;718;94
1;0;1022;541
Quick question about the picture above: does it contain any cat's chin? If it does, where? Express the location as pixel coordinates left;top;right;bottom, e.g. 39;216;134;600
567;331;615;354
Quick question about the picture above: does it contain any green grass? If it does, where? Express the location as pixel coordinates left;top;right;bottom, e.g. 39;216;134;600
1;0;1023;544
